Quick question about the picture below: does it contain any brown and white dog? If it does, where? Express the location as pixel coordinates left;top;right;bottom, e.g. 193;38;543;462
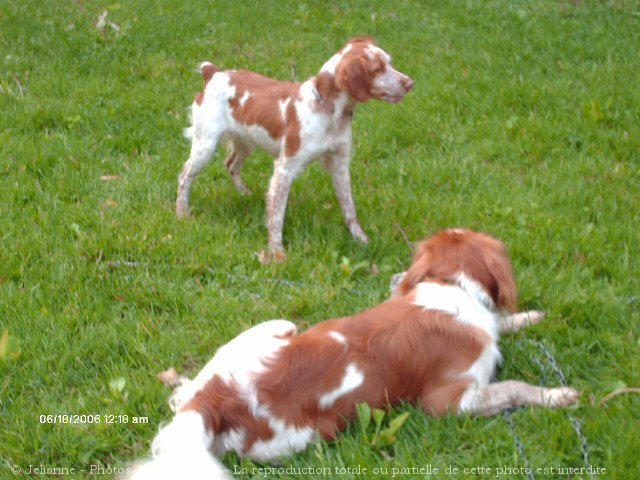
176;37;413;261
127;228;578;479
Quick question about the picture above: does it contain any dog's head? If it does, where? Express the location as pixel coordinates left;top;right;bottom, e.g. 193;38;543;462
325;37;413;103
396;228;517;313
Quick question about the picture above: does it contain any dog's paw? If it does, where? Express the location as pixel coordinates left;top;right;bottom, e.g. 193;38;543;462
502;310;546;333
176;200;191;219
273;250;287;263
545;387;580;408
233;179;251;196
523;310;546;325
349;222;369;244
258;249;287;265
157;367;182;388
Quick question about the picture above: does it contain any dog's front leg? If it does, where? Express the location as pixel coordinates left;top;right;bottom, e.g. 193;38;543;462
321;147;369;244
500;310;546;333
266;158;304;261
459;380;579;417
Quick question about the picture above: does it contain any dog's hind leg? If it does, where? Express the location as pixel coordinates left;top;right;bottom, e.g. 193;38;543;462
176;127;222;218
224;137;254;195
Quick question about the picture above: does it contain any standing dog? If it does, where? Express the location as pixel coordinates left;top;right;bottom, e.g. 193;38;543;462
127;228;578;478
176;37;413;261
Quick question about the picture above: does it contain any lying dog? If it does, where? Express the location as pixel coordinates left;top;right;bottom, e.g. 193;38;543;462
127;228;578;478
176;37;413;261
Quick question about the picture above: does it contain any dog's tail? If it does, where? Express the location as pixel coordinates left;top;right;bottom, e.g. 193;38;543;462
199;61;220;84
123;411;233;480
185;61;222;137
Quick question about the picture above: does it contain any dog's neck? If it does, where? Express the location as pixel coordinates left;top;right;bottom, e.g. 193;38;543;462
311;85;335;114
312;72;357;123
413;279;501;341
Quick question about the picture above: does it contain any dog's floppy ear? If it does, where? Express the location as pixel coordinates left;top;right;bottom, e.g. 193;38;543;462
336;55;372;103
481;240;517;312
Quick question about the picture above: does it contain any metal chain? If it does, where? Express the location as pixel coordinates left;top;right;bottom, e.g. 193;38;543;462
531;355;548;387
503;408;536;480
532;340;593;479
106;260;593;475
503;340;593;480
103;262;372;296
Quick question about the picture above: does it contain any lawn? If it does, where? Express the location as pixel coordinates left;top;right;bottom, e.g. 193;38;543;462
1;0;639;478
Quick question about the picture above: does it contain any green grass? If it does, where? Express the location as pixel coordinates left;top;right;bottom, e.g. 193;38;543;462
1;0;639;478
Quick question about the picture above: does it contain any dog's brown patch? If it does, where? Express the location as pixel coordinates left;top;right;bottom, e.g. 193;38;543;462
228;70;301;143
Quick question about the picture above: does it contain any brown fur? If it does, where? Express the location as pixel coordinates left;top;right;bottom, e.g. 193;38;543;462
313;71;340;113
176;228;519;458
334;37;385;103
181;376;275;452
194;37;396;144
227;70;300;143
194;63;220;105
284;100;301;157
398;229;517;311
180;293;488;456
201;63;219;84
255;296;488;438
336;55;372;103
178;37;413;259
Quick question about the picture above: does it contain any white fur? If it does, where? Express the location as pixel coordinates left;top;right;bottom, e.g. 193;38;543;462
212;428;246;458
319;363;364;408
198;61;214;72
239;124;280;156
328;331;348;346
412;277;500;340
150;412;212;457
132;321;297;476
296;81;352;154
170;320;296;411
125;411;232;480
167;319;316;462
247;419;315;461
464;344;502;386
320;44;352;73
413;276;503;413
364;45;408;101
238;90;250;107
278;97;290;119
456;272;496;312
411;274;576;417
176;39;412;257
402;267;578;417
